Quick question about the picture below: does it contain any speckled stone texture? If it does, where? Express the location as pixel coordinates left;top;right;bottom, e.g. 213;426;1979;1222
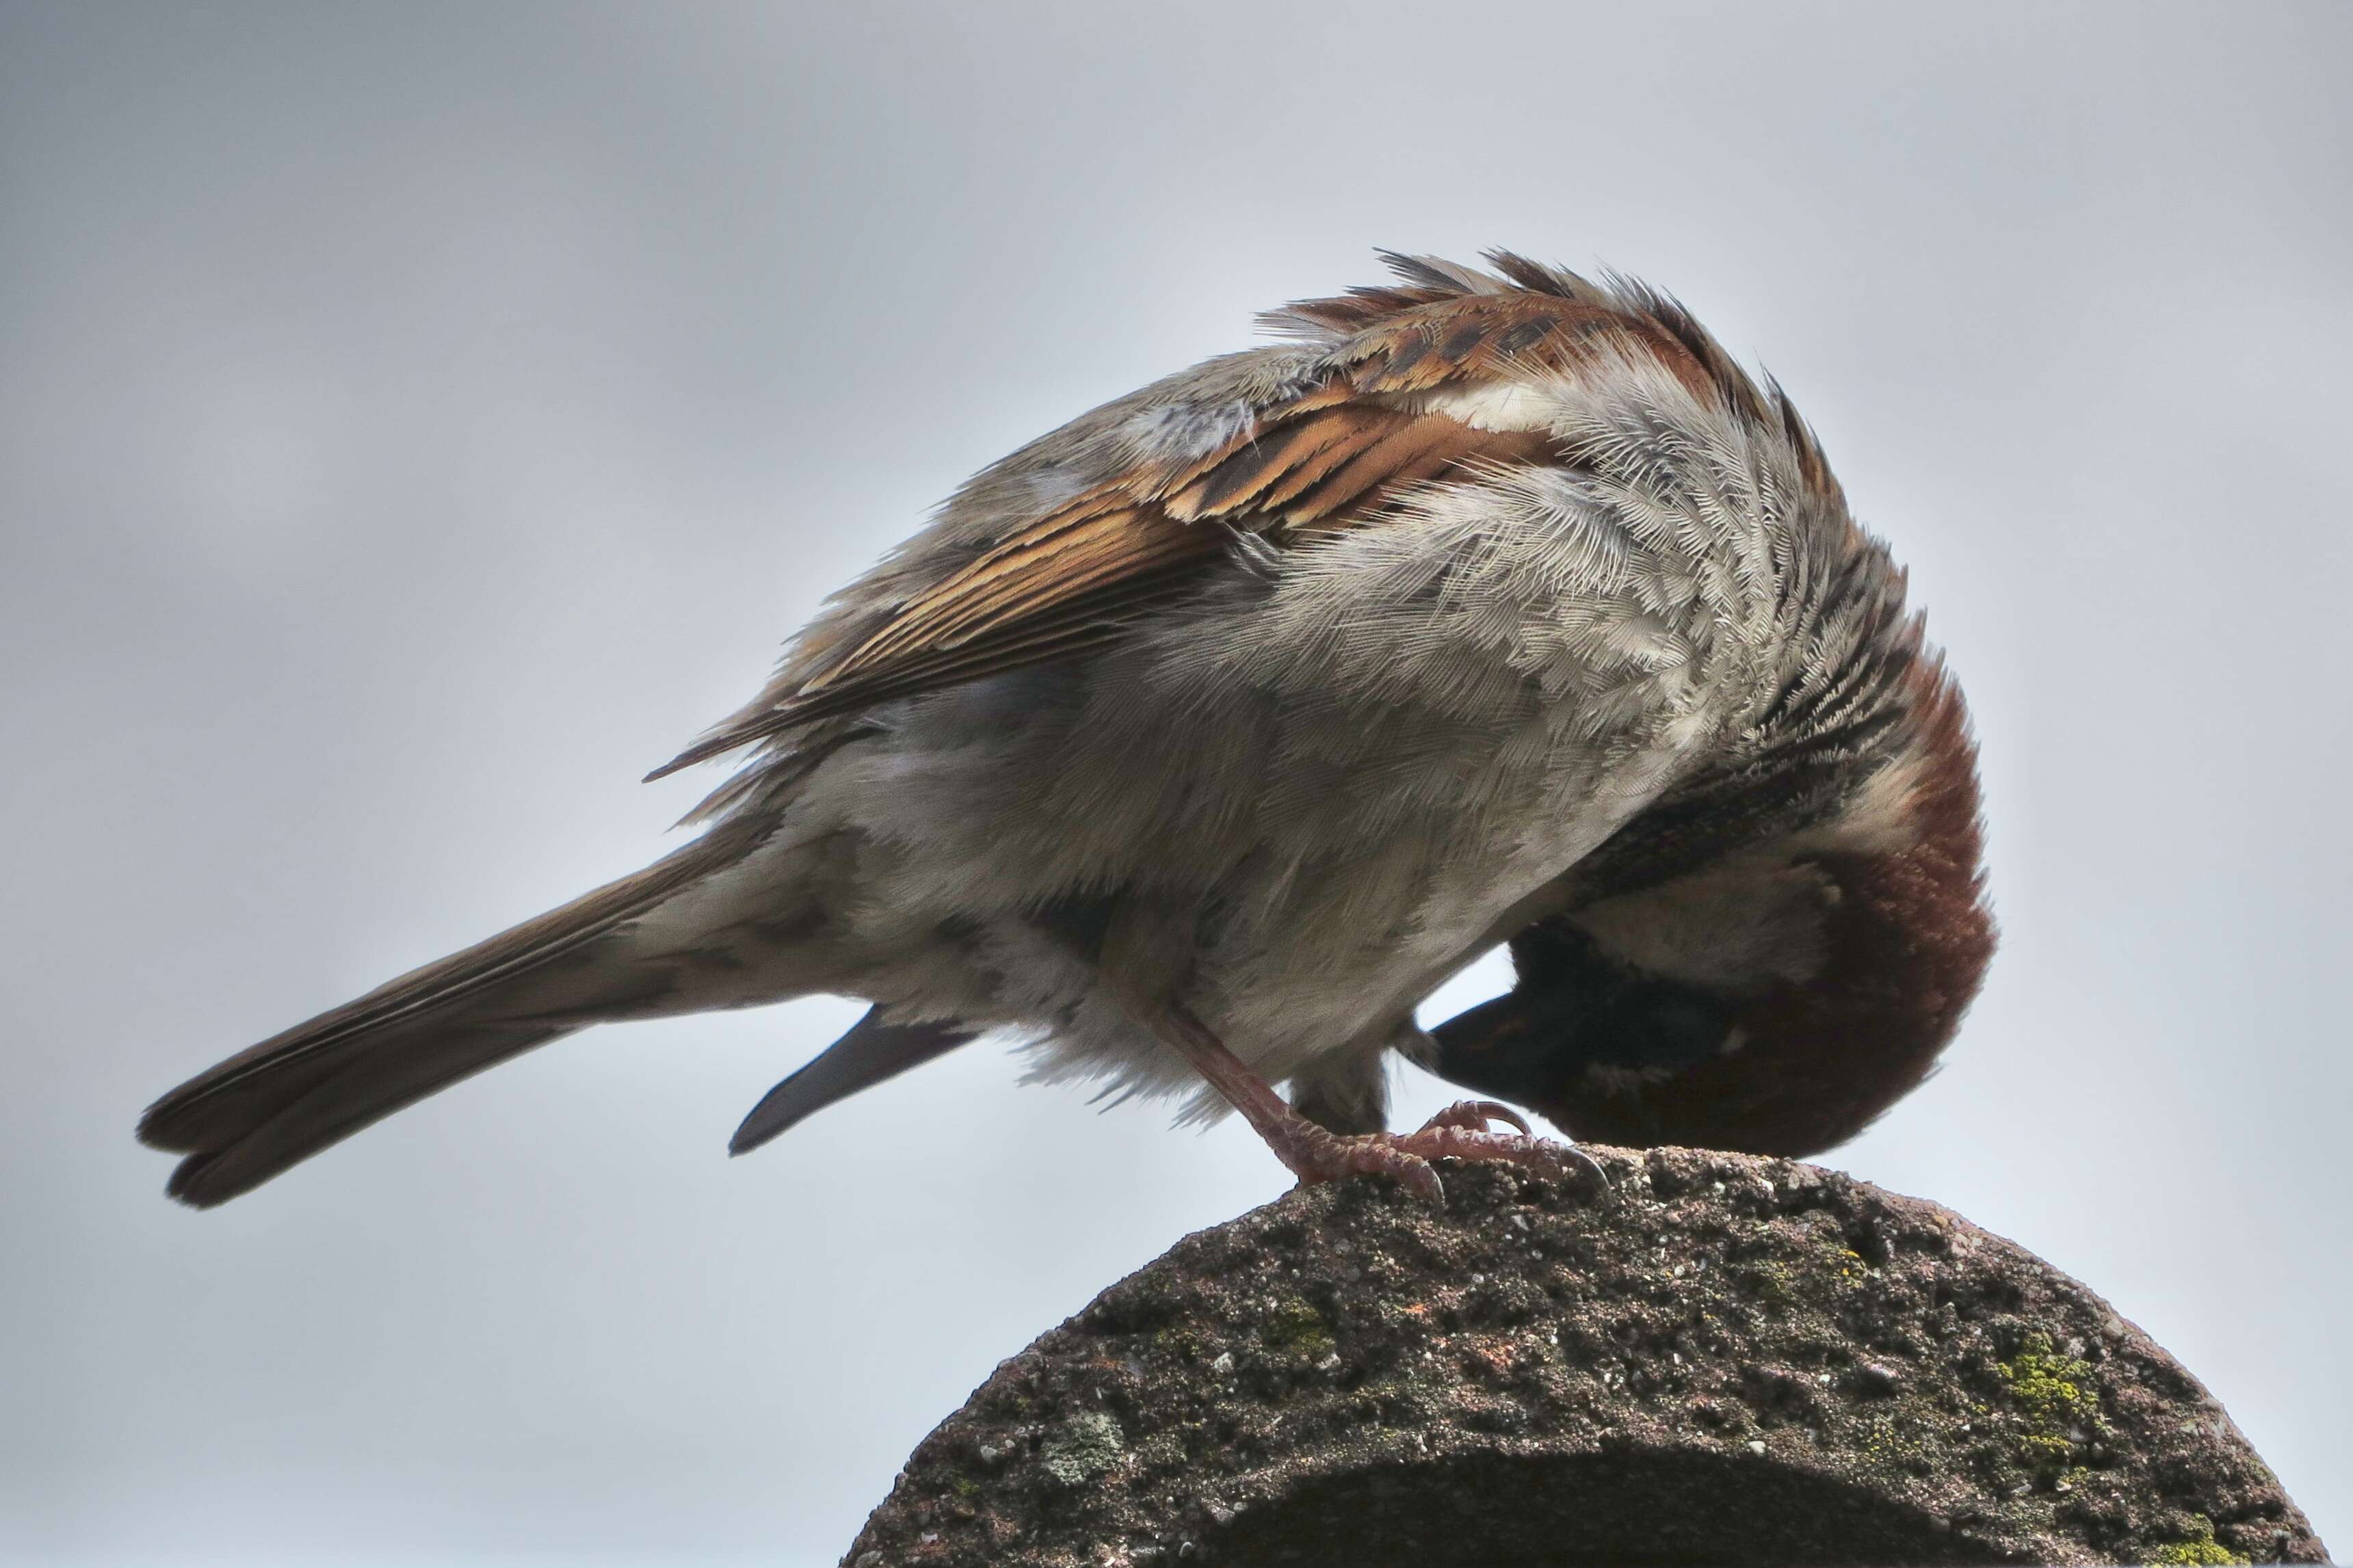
845;1147;2324;1567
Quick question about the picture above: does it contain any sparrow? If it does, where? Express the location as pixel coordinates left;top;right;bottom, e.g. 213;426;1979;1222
139;250;1993;1208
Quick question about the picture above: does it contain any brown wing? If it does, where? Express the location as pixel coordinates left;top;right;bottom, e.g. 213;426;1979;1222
646;284;1705;781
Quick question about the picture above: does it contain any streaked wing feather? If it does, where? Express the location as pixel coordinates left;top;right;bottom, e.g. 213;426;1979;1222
737;566;1213;732
648;288;1638;780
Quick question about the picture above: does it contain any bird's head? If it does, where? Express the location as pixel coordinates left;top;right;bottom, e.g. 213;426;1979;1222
1430;631;1993;1160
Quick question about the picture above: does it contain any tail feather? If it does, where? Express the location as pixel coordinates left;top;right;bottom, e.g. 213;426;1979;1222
139;812;774;1207
157;1018;572;1207
729;1007;975;1155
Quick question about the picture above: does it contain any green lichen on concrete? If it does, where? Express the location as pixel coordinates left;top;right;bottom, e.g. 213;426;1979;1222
1040;1411;1124;1485
1744;1259;1796;1309
1857;1413;1934;1478
2016;1432;2074;1468
1261;1297;1336;1359
2148;1515;2251;1565
1997;1334;2104;1472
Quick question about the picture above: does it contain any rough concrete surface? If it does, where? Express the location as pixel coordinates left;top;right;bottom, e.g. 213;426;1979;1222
844;1146;2325;1567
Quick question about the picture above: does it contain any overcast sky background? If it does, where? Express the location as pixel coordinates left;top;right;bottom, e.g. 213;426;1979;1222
3;3;2349;1562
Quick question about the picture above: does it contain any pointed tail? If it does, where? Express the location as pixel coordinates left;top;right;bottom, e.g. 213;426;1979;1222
138;813;773;1207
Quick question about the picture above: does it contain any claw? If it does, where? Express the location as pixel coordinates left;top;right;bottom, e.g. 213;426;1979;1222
1418;1099;1532;1137
1274;1112;1602;1204
1409;1100;1606;1186
1398;1124;1575;1182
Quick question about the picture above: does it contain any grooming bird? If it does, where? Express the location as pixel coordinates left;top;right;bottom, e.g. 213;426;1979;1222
140;252;1994;1208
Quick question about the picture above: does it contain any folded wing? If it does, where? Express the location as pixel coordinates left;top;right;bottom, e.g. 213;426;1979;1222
647;258;1715;780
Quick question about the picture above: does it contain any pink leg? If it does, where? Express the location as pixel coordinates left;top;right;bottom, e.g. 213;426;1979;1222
1126;993;1600;1201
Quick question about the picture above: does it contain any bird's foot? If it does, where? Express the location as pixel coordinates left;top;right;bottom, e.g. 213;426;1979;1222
1417;1098;1534;1135
1272;1100;1605;1204
1105;988;1601;1206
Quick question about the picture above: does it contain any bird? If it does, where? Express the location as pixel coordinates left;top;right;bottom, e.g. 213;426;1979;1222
138;249;1994;1208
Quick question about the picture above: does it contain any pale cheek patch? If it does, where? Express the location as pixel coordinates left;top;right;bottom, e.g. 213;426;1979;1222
1794;747;1927;858
1570;860;1838;996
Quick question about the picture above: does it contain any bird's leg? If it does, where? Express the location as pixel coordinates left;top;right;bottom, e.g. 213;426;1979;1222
1121;989;1600;1201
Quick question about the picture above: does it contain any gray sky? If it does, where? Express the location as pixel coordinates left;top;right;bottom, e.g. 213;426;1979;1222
4;3;2348;1561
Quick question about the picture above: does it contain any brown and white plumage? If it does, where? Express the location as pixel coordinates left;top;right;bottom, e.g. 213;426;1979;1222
140;250;1993;1206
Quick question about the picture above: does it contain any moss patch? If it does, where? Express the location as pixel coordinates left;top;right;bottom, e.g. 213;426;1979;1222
1261;1297;1337;1359
1997;1334;2104;1474
2148;1515;2251;1565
